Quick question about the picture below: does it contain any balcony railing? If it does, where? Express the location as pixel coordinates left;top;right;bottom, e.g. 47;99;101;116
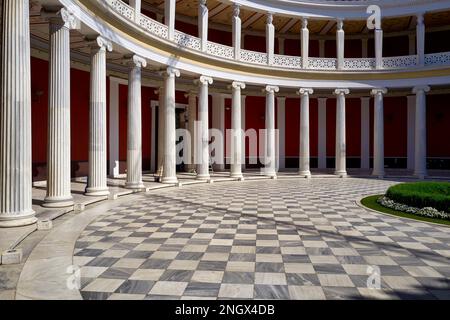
106;0;450;72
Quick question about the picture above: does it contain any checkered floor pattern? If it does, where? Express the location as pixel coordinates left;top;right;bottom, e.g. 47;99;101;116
74;178;450;300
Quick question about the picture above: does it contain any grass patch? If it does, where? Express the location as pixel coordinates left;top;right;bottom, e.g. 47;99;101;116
386;182;450;212
360;195;450;226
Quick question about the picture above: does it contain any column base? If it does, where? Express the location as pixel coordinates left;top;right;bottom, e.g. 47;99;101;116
161;176;178;184
125;181;146;190
85;187;110;197
230;172;243;180
414;172;427;180
42;195;74;208
0;211;37;228
197;174;211;180
298;170;311;178
334;170;347;178
372;171;385;179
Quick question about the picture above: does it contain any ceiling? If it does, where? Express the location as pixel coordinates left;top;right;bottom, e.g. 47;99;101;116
141;0;450;35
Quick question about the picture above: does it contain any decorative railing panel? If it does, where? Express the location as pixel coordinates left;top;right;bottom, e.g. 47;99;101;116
309;58;337;70
106;0;134;20
174;31;201;50
139;15;168;39
383;55;418;69
273;54;302;69
425;52;450;66
240;49;268;65
344;58;375;70
207;42;234;60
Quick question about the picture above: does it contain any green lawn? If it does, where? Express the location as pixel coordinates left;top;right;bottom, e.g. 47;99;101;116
360;195;450;226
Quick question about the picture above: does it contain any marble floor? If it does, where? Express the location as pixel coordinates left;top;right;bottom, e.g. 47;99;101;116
68;177;450;300
3;173;450;300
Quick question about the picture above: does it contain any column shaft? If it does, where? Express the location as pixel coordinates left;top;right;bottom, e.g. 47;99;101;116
86;37;112;196
0;0;36;226
416;15;425;66
264;86;279;177
211;93;225;171
232;4;241;60
301;19;309;68
407;95;416;170
336;20;345;70
157;87;165;175
165;0;176;41
276;97;286;170
372;89;387;177
334;89;349;176
413;86;430;178
266;14;274;65
230;82;245;179
109;78;120;177
161;68;180;183
298;89;313;177
125;56;146;189
375;29;383;69
196;76;213;180
360;97;371;170
186;92;197;172
44;11;77;208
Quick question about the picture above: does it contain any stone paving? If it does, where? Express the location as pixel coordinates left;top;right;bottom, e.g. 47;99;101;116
73;178;450;300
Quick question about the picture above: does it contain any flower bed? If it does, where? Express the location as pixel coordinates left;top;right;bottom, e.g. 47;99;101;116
385;182;450;213
377;196;450;220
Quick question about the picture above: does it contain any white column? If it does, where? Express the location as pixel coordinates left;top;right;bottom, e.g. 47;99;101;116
276;97;286;170
43;9;78;208
212;93;225;171
232;4;241;60
375;28;383;69
301;18;309;68
319;39;325;58
360;97;371;170
198;0;208;52
416;14;425;66
185;92;197;172
361;38;368;58
85;37;112;196
125;55;147;189
371;89;387;177
298;88;313;177
412;85;430;178
0;0;36;226
161;67;180;183
407;95;416;170
266;13;275;65
241;95;247;170
230;82;245;179
336;19;345;70
129;0;141;23
195;76;213;180
109;78;120;177
165;0;176;41
317;98;327;169
264;85;279;177
334;88;350;176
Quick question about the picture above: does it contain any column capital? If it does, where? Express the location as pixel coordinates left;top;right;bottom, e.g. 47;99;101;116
199;0;207;6
45;7;79;30
412;85;430;94
89;36;113;52
334;88;350;95
231;81;246;90
264;85;279;94
337;19;344;31
417;13;425;25
266;13;274;25
195;75;213;86
127;55;147;68
302;17;308;29
233;4;240;17
163;67;180;78
298;88;314;96
370;88;388;96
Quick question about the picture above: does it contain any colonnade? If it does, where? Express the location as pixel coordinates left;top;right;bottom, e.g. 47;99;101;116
0;0;433;227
